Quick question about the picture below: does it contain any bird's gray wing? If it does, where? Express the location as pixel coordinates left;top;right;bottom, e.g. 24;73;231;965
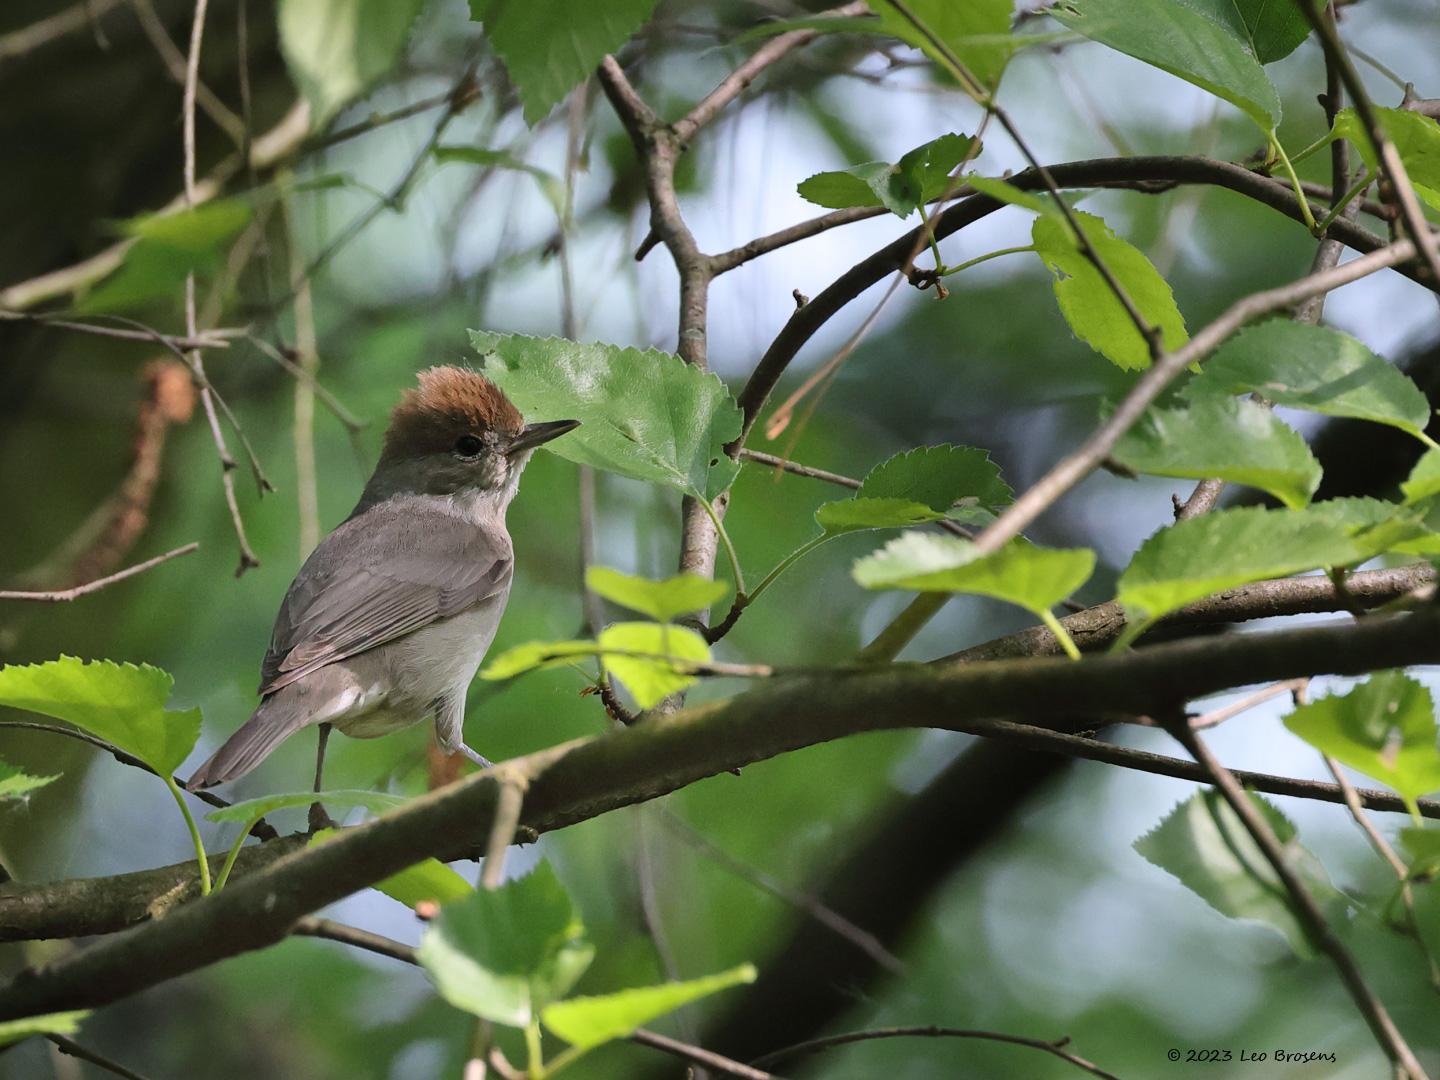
258;503;513;695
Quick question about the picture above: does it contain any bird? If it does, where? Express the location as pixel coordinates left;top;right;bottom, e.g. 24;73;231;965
186;366;578;793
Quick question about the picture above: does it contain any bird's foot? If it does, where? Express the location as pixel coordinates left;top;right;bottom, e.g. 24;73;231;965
459;744;494;770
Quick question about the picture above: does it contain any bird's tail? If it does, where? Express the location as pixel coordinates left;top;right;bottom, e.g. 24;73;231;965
185;694;311;790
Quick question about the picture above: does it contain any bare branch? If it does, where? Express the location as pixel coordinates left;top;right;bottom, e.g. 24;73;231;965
0;311;235;351
0;543;198;602
631;1028;778;1080
45;1035;154;1080
738;448;860;489
0;0;123;62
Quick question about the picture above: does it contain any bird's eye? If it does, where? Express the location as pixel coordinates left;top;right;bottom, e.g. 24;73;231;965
454;434;484;457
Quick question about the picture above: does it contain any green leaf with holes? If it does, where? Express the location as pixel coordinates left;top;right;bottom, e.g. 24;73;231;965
0;657;200;776
471;331;741;500
1187;320;1431;439
585;568;727;623
797;132;979;217
1032;210;1188;371
853;534;1094;616
542;965;757;1051
418;861;594;1027
1135;790;1337;958
1111;396;1321;509
1284;672;1440;809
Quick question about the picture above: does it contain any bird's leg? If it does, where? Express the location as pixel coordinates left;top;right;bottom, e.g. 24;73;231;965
435;692;493;771
458;743;494;770
308;723;335;832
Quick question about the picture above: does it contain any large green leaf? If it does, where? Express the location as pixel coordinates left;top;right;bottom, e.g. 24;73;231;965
852;534;1095;616
0;760;59;800
0;657;200;776
1330;107;1440;213
0;1011;90;1049
1049;0;1281;129
471;331;741;500
1116;500;1427;622
1032;210;1188;371
542;965;757;1051
867;0;1015;91
278;0;427;129
1284;672;1440;808
815;444;1011;535
474;0;659;124
797;132;978;217
417;861;594;1027
1110;396;1321;509
1183;0;1310;64
1135;790;1337;958
207;789;405;824
1187;320;1431;439
585;568;727;623
598;623;710;709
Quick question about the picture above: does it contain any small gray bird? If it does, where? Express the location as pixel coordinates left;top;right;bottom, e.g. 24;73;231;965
186;366;577;790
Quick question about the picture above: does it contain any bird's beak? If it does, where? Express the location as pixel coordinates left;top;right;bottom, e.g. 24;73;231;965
508;418;580;455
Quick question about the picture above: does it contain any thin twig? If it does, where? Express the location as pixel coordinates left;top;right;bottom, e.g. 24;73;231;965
1188;679;1307;731
0;543;198;601
1162;715;1428;1080
750;1025;1121;1079
480;779;525;890
738;449;860;489
632;1028;777;1080
126;0;244;143
0;311;234;351
0;0;123;61
45;1035;154;1080
291;917;418;964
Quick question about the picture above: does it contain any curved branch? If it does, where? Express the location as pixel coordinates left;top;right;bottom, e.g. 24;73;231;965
5;609;1440;1017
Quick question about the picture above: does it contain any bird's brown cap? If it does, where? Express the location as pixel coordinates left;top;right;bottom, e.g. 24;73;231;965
383;366;524;457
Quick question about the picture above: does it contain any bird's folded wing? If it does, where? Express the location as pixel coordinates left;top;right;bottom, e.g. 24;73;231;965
258;506;513;695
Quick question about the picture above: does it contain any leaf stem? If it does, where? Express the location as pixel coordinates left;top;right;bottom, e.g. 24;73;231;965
747;534;833;605
1316;168;1375;234
541;1042;589;1077
212;814;265;891
165;776;211;896
693;491;747;596
1039;609;1082;661
525;1018;546;1078
939;244;1037;277
1269;133;1319;233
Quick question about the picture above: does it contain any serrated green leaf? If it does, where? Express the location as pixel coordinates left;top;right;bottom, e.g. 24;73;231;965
815;444;1011;535
1285;672;1440;807
207;789;405;824
1049;0;1281;128
542;964;757;1051
1403;448;1440;504
1330;107;1440;212
598;622;710;709
0;1010;90;1049
1032;210;1188;371
1111;396;1321;509
418;861;594;1027
435;146;565;218
0;761;59;801
867;0;1015;91
853;534;1095;616
471;331;741;500
0;657;200;776
1188;320;1431;438
1134;790;1336;957
797;133;976;217
278;0;427;129
376;858;475;910
475;0;659;124
585;568;727;623
1116;500;1428;621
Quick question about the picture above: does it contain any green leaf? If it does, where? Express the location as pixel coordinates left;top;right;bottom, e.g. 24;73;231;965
1031;210;1188;371
1187;320;1431;439
542;964;757;1051
597;623;711;710
1116;501;1428;622
0;1010;90;1049
1284;672;1440;806
1110;396;1322;509
963;173;1064;217
434;146;565;218
0;760;59;800
1330;107;1440;212
1135;790;1336;957
207;789;405;824
475;0;660;124
816;444;1012;535
278;0;427;129
417;861;594;1027
852;534;1095;616
1403;448;1440;504
867;0;1015;91
481;639;599;682
1049;0;1281;129
376;858;475;910
78;199;254;314
815;497;956;535
1399;827;1440;877
797;133;978;218
471;331;742;500
585;568;727;623
0;657;200;776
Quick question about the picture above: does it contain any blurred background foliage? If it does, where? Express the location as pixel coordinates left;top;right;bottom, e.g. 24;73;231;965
2;0;1439;1076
